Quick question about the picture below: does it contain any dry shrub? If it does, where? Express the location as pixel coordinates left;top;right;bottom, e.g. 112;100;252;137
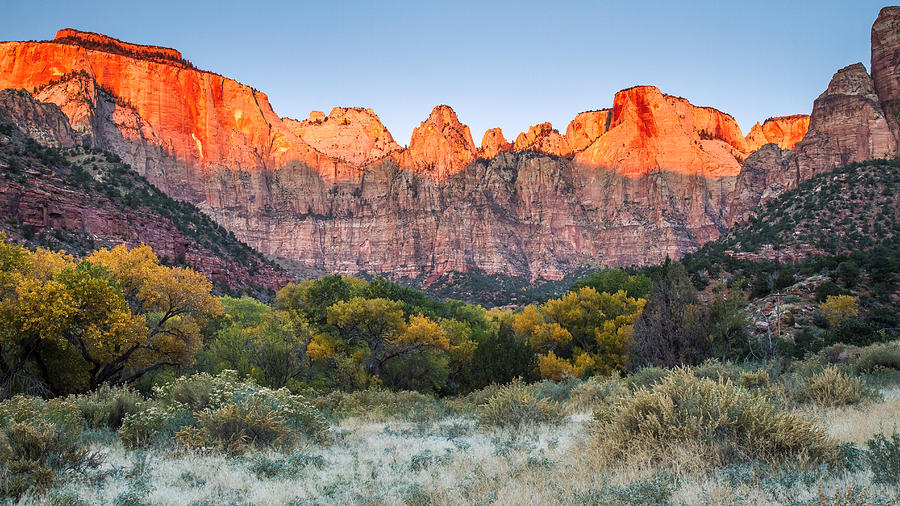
0;396;94;499
593;368;838;467
565;375;629;414
478;378;563;428
793;366;872;407
817;485;868;506
175;400;293;453
119;370;327;452
737;370;770;389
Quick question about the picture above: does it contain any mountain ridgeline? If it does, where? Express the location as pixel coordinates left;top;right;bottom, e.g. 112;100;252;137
0;8;899;300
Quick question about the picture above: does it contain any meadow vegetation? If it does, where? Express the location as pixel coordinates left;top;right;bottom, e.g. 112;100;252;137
0;211;898;503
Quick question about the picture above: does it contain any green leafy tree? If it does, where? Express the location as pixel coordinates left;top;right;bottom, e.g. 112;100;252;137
572;268;651;299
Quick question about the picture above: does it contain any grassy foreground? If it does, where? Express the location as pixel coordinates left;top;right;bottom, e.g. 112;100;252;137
3;344;900;505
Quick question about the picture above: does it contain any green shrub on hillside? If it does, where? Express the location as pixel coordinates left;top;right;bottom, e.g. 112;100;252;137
853;342;900;373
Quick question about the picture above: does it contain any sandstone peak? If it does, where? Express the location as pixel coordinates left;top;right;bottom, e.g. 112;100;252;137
744;114;810;151
283;106;401;166
573;85;744;177
513;122;571;156
824;63;881;99
789;61;897;182
480;127;512;159
396;105;477;178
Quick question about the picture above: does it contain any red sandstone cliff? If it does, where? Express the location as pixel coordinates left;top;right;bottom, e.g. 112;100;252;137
564;110;611;153
0;89;291;295
0;30;359;184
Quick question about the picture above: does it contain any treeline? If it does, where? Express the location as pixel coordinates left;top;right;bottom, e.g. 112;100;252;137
0;235;749;398
3;230;898;399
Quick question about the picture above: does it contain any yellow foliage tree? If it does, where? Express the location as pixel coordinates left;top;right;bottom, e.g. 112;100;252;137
0;238;222;396
519;287;645;381
819;295;859;326
323;297;449;386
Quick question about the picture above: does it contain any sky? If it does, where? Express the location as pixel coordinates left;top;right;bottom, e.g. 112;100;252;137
1;0;891;145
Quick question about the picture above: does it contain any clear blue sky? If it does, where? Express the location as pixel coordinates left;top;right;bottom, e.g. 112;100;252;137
1;0;891;145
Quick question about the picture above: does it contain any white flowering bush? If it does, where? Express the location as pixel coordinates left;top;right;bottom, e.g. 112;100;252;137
118;371;327;452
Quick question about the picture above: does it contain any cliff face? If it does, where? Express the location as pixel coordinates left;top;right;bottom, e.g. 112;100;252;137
1;12;897;283
872;6;900;139
0;89;291;295
744;115;810;151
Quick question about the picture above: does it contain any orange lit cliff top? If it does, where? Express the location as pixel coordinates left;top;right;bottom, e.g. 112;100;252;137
0;29;807;181
744;114;811;151
53;28;186;65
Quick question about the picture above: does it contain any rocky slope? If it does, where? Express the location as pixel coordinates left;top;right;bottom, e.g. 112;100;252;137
0;10;896;286
0;89;291;297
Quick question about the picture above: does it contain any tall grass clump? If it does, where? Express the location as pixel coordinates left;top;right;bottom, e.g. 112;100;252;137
478;378;563;428
592;368;838;466
118;370;327;453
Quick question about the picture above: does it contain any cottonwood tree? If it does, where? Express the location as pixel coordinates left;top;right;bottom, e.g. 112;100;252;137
0;239;221;397
311;297;449;387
